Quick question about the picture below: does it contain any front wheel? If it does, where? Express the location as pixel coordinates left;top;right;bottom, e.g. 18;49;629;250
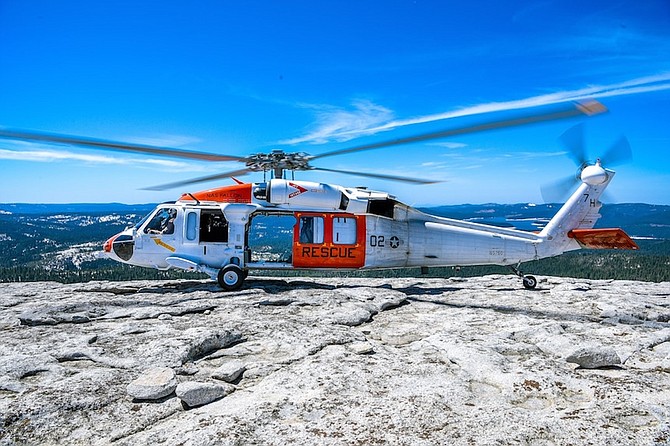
217;265;245;291
522;275;537;290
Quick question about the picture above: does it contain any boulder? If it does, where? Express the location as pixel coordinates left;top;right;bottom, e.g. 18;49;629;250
176;381;234;408
126;367;177;400
348;341;375;355
211;360;246;383
566;346;622;369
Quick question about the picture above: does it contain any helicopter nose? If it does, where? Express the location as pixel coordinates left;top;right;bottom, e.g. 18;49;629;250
103;235;114;253
103;233;135;262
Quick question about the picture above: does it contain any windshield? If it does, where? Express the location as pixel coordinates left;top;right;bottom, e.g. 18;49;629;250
141;207;178;234
134;211;153;230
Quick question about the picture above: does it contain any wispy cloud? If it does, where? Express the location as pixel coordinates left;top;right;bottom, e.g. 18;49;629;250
427;142;468;149
514;151;568;159
284;73;670;145
279;100;394;145
436;148;567;166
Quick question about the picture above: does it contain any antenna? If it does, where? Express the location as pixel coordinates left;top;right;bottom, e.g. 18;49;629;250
187;193;201;205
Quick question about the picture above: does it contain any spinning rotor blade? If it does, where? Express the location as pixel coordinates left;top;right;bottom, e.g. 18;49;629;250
311;100;607;161
312;167;440;184
602;136;632;166
542;126;633;203
541;174;580;203
559;123;588;168
0;128;246;162
1;100;608;192
559;125;632;168
142;168;254;191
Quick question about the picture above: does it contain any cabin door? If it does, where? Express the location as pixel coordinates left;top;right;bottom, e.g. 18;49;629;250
134;207;180;264
247;214;295;264
292;213;366;268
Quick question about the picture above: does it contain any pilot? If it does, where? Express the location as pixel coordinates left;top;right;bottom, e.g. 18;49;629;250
161;209;177;234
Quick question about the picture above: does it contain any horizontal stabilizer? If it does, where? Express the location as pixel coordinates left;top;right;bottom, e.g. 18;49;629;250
567;228;639;250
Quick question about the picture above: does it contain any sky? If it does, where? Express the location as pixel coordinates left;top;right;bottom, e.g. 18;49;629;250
0;0;669;206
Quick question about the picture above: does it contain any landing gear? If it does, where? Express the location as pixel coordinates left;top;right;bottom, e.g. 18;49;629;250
217;264;245;291
509;264;538;290
522;275;537;290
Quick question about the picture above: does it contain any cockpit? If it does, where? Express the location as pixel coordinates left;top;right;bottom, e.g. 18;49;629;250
143;207;177;235
104;204;180;263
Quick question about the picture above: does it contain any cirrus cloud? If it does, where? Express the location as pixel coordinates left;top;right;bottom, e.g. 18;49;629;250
282;73;670;145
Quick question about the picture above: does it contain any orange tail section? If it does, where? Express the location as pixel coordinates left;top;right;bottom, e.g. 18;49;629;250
567;228;639;250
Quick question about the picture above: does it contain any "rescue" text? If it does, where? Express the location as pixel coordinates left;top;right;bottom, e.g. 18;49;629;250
301;246;357;258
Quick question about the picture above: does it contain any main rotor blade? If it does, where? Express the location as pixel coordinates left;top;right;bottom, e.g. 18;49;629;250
142;168;253;191
559;123;588;167
311;100;607;161
601;136;632;166
0;128;246;162
312;167;440;184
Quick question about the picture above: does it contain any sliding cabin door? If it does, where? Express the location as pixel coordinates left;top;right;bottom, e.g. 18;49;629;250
292;213;365;268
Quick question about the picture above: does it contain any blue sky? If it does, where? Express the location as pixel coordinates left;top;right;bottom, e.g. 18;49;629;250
0;0;669;205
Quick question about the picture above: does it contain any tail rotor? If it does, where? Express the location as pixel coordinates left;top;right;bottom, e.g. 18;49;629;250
541;125;632;203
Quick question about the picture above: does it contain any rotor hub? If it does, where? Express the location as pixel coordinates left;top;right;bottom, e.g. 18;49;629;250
581;159;608;185
245;150;312;172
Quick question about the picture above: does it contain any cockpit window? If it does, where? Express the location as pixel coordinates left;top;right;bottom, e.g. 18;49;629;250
134;212;152;230
144;208;177;235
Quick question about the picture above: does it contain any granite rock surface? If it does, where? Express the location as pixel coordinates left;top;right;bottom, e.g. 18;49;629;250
1;275;669;445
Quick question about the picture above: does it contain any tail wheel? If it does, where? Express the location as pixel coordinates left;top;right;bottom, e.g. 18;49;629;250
522;275;537;290
217;264;245;291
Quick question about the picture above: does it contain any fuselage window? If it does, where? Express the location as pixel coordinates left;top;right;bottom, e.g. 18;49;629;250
186;212;198;241
299;216;324;244
333;217;357;244
368;199;396;219
144;208;177;235
200;209;228;243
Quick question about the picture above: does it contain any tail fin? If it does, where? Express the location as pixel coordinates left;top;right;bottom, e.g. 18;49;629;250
538;167;638;255
540;169;614;257
539;176;608;243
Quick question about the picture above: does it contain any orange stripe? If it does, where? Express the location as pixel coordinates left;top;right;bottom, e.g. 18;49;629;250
179;183;252;203
152;238;176;252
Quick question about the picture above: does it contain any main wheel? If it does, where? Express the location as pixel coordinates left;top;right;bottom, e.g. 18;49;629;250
217;265;245;291
522;275;537;290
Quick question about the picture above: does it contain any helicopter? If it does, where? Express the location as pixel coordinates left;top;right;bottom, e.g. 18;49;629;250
0;100;638;291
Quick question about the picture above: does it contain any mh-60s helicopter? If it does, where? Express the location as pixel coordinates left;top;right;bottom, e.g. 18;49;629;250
0;100;638;290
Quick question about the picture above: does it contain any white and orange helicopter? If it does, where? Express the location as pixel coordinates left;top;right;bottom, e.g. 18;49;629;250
0;100;638;291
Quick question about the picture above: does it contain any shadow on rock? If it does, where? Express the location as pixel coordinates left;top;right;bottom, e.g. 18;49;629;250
406;296;602;324
245;278;338;293
394;284;464;296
